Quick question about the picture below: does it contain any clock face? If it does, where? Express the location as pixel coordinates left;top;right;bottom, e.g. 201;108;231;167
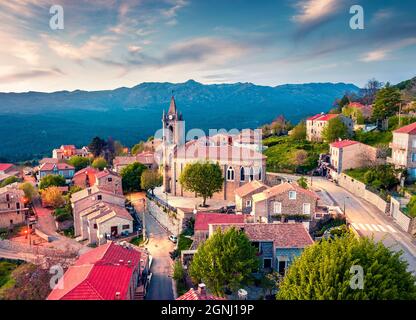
168;114;173;120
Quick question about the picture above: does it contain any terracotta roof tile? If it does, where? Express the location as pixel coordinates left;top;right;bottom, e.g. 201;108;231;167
394;121;416;134
195;213;246;232
330;139;359;148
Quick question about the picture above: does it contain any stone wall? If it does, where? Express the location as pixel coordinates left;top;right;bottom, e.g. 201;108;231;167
147;200;182;235
337;173;389;213
0;239;77;258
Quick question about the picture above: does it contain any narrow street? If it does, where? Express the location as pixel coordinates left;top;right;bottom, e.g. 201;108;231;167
278;173;416;274
128;192;175;300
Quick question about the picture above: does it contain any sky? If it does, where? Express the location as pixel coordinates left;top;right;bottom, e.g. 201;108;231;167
0;0;415;92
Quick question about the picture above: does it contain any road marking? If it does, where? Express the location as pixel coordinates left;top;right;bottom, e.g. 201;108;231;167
351;223;359;230
357;223;367;231
365;224;374;231
371;224;380;232
377;225;387;232
386;225;397;233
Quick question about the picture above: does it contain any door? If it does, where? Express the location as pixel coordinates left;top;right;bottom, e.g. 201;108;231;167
303;203;311;215
111;226;118;237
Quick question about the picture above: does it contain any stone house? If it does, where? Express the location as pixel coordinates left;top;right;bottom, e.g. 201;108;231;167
38;162;75;183
235;180;269;213
52;145;90;160
113;151;157;173
71;186;126;239
251;182;319;223
72;167;99;189
209;222;314;273
194;212;247;242
0;182;27;228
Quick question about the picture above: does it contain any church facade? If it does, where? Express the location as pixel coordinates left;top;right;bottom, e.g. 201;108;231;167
160;96;266;201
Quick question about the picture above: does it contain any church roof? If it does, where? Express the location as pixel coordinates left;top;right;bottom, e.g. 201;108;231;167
168;96;177;114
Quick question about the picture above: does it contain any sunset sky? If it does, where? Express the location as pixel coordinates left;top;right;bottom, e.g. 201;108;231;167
1;0;415;92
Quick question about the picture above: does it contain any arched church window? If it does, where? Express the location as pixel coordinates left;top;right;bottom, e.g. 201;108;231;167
227;166;235;181
258;167;262;180
240;167;245;181
249;167;254;181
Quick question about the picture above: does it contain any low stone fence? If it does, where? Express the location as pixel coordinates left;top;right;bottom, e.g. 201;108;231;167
390;197;415;236
147;200;182;235
0;239;78;258
337;173;389;214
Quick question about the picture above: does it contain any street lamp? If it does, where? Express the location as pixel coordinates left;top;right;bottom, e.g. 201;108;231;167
343;196;349;215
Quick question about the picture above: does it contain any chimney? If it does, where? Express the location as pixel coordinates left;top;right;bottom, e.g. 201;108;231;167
198;283;206;296
115;292;121;300
127;260;131;266
87;188;92;195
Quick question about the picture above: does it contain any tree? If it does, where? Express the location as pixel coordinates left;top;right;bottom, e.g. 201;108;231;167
342;106;364;124
179;161;223;207
322;117;350;142
297;176;308;189
120;162;147;192
189;227;260;297
372;84;401;121
41;186;65;208
277;234;416;300
0;176;19;187
360;78;383;105
363;165;399;190
67;156;91;171
131;141;145;155
88;136;106;157
91;157;108;171
114;140;127;156
290;121;306;141
291;150;308;167
19;182;38;202
140;169;162;195
39;175;66;190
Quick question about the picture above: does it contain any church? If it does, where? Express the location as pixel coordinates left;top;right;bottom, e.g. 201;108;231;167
160;96;266;201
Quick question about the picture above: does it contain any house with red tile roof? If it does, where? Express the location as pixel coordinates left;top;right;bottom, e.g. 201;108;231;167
329;139;383;179
209;222;313;273
194;212;247;241
177;283;225;300
52;145;90;160
344;102;373;120
251;182;319;223
113;151;157;173
38;162;75;182
0;182;27;229
388;121;416;179
73;167;122;195
0;163;15;174
47;242;149;300
306;113;353;142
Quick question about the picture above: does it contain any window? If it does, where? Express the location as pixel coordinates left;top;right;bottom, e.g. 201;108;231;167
240;167;245;181
226;166;234;181
412;153;416;162
6;194;9;202
97;195;102;200
245;200;252;207
258;167;262;180
273;202;282;214
249;167;254;181
108;177;113;182
278;259;287;275
93;223;97;229
289;191;297;200
263;258;272;269
122;224;130;230
16;203;20;210
303;203;311;214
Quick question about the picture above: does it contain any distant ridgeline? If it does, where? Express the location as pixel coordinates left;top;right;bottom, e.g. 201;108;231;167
0;80;359;162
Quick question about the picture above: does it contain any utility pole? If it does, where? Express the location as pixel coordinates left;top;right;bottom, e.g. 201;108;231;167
142;197;146;242
398;102;402;127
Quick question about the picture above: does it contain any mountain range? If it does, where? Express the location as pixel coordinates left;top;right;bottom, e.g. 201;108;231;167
0;80;359;162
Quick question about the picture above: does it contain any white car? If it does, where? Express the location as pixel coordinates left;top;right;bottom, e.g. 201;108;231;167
168;235;178;243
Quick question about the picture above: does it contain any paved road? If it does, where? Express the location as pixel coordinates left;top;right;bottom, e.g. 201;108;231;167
279;173;416;274
144;212;175;300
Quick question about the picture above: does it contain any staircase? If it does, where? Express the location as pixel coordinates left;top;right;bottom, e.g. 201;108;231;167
134;285;145;300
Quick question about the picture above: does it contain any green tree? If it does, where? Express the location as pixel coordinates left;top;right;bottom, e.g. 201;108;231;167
19;182;38;202
189;227;260;297
372;84;401;121
322;117;350;142
277;234;416;300
131;142;145;155
179;161;223;207
297;176;308;189
363;165;399;190
0;176;20;187
39;175;66;190
88;136;106;157
342;106;364;124
120;162;147;192
140;169;162;195
290;121;306;141
91;157;108;171
67;156;91;171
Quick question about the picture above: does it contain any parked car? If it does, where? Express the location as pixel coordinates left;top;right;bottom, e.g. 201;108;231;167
168;235;178;243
